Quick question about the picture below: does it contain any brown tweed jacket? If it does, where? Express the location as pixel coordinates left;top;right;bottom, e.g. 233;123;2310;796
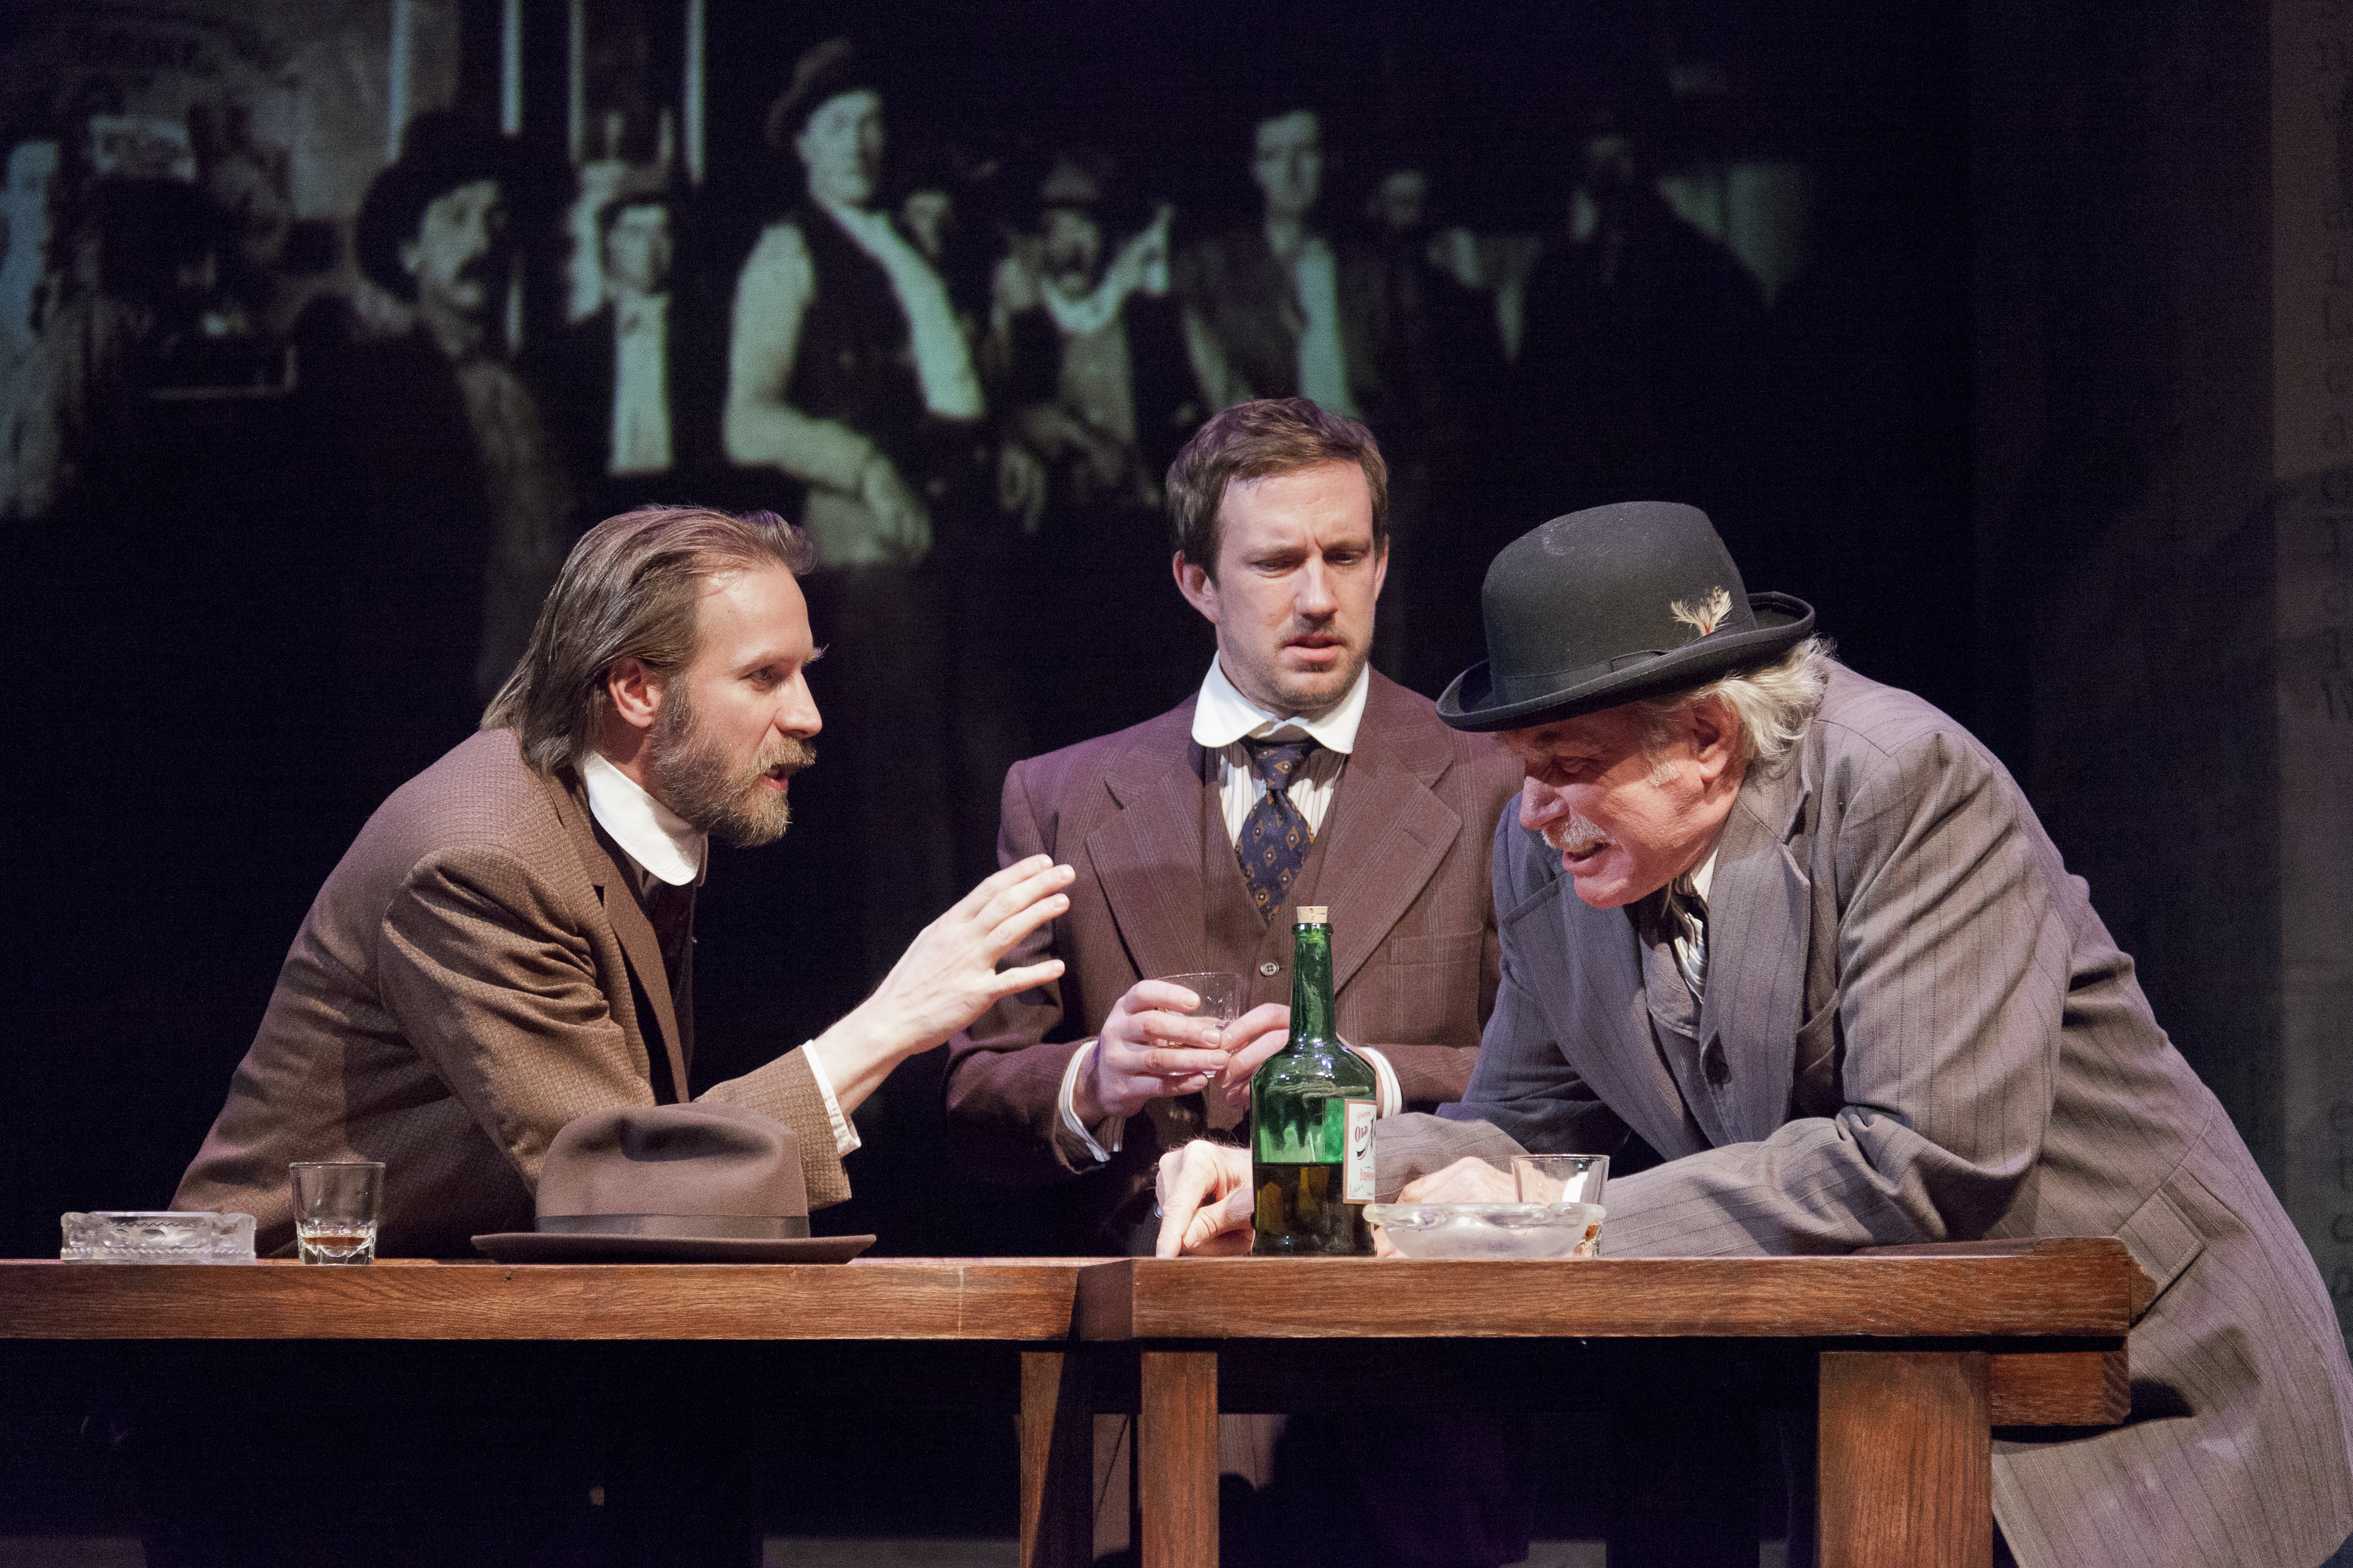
173;729;847;1258
1377;664;2353;1568
944;671;1522;1249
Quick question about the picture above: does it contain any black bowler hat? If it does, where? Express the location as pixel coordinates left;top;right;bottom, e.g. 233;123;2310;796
1437;501;1814;732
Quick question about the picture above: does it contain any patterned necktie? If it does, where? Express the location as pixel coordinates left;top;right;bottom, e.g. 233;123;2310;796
1237;738;1319;919
1665;881;1708;999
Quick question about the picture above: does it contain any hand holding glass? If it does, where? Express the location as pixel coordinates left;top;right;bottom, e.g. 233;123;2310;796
1155;972;1276;1104
1153;972;1241;1054
289;1161;383;1264
1084;973;1246;1123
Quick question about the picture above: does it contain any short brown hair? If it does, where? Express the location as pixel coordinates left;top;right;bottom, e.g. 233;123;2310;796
1164;398;1388;578
483;505;814;774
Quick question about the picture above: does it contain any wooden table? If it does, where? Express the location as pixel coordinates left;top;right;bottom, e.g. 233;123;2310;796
1;1240;2140;1568
0;1255;1098;1560
0;1255;1091;1342
1038;1238;2143;1568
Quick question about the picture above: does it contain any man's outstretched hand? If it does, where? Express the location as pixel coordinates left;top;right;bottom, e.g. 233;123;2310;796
875;854;1073;1043
812;855;1073;1112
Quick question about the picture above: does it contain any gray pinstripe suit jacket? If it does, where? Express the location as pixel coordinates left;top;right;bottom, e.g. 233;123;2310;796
1377;664;2353;1568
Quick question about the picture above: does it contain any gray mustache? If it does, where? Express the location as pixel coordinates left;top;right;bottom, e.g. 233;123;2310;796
1546;810;1605;852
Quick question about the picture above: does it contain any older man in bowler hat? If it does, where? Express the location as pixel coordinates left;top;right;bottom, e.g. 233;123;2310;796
1157;501;2353;1567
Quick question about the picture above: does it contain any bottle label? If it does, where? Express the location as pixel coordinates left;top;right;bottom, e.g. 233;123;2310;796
1343;1098;1377;1202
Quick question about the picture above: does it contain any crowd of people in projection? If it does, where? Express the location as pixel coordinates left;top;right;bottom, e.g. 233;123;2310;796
1;38;1803;977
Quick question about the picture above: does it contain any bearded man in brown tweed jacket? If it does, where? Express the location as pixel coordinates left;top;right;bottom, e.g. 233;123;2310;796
176;504;1073;1257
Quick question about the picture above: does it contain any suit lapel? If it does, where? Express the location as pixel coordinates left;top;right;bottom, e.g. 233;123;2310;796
1087;715;1209;981
1081;681;1472;991
1696;754;1814;1143
548;765;691;1104
1314;683;1463;995
1520;866;1712;1162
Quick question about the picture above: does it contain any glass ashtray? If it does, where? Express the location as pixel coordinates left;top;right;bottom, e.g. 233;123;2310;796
61;1211;257;1264
1363;1201;1604;1260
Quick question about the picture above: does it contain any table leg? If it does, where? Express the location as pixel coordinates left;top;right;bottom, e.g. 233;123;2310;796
1138;1349;1218;1568
1020;1350;1093;1568
1818;1349;1992;1568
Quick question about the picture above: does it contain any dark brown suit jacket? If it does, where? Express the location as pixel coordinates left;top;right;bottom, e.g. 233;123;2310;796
944;672;1522;1248
174;729;848;1258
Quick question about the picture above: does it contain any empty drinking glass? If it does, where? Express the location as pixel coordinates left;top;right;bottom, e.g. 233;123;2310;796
1512;1153;1609;1208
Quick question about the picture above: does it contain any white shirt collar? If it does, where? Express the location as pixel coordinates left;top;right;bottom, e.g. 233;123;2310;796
580;750;706;887
1679;848;1718;907
1190;656;1368;753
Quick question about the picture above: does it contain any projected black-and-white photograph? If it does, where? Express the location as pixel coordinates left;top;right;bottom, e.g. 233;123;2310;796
5;0;1967;1104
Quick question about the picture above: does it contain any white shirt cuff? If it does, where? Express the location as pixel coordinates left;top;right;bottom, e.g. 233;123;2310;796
1057;1040;1121;1164
1350;1045;1403;1119
799;1041;862;1157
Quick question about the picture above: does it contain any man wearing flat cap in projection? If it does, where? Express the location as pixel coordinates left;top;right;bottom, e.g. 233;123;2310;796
1159;500;2353;1567
724;36;1035;980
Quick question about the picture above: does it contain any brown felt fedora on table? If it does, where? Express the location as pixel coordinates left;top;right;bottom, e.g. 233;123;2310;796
1437;501;1814;733
473;1103;873;1263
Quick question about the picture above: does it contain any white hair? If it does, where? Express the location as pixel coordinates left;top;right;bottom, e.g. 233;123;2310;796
1634;636;1836;777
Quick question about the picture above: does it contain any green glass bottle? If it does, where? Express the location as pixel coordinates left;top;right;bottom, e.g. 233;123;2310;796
1250;906;1378;1255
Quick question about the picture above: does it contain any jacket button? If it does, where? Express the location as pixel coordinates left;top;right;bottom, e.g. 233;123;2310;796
1259;961;1281;977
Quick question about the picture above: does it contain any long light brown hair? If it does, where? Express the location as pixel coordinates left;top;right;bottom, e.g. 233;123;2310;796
483;505;813;775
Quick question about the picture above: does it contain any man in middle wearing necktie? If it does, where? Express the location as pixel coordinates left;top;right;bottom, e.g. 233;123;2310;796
944;396;1520;1255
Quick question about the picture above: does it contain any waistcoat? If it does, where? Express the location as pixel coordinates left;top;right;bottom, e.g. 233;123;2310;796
1145;744;1344;1140
783;205;929;479
1635;896;1718;1152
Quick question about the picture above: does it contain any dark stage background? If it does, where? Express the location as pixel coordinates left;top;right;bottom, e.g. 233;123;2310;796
10;0;2353;1555
0;0;1969;1266
0;0;1972;1267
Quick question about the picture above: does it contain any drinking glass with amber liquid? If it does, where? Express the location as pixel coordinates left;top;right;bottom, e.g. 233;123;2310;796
1249;907;1377;1255
289;1160;382;1264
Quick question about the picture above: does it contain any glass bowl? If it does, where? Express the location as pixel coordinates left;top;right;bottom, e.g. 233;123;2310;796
1362;1201;1604;1260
